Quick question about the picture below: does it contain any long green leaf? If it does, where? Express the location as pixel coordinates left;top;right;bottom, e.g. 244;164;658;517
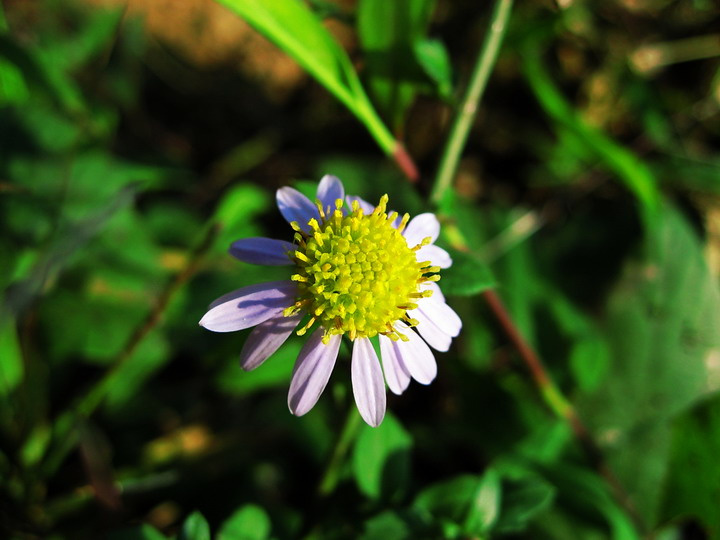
216;0;396;154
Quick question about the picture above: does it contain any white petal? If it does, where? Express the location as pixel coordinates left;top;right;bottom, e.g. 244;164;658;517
417;297;462;338
200;281;297;333
421;281;445;303
287;329;341;416
239;312;303;370
379;334;411;395
393;321;437;384
410;307;452;352
416;244;452;269
403;213;440;247
351;337;387;427
316;175;344;215
229;237;295;265
276;187;319;233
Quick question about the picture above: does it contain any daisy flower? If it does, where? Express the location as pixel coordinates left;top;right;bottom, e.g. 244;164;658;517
200;175;461;426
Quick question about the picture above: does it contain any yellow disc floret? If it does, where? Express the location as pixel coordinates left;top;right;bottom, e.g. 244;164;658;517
283;195;440;342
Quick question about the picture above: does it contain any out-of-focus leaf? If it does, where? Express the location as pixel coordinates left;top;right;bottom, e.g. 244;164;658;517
108;524;167;540
569;336;610;393
663;395;720;535
212;183;268;254
578;203;720;429
218;504;271;540
541;464;640;540
413;468;503;536
358;0;435;128
522;39;661;229
216;0;396;154
0;313;22;397
179;511;211;540
360;510;413;540
493;473;555;534
104;330;170;411
577;203;720;524
352;412;412;500
441;249;495;296
43;7;124;72
0;57;29;105
20;423;51;467
414;39;452;99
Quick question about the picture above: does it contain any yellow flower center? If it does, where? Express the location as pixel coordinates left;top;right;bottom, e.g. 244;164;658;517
284;195;440;342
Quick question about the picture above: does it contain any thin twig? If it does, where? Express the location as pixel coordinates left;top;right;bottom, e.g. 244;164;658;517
430;0;514;203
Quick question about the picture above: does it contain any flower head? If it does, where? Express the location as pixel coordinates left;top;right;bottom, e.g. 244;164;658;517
200;175;461;426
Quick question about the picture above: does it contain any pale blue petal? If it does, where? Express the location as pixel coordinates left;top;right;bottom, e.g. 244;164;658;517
276;187;319;232
288;329;341;416
240;312;303;370
316;175;345;215
229;237;295;265
200;281;297;333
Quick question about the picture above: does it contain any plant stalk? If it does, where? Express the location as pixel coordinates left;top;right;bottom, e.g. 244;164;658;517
431;0;514;203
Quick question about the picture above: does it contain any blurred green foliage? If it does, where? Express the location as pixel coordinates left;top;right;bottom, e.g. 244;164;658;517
2;0;720;539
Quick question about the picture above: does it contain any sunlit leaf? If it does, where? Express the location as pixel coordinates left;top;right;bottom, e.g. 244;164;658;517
216;0;396;154
353;412;412;500
179;511;210;540
218;504;271;540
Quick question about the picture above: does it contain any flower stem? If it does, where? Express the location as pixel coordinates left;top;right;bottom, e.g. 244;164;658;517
317;406;362;497
430;0;514;204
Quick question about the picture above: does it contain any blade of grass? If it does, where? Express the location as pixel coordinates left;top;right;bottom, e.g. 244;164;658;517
430;0;514;203
521;41;661;229
216;0;419;180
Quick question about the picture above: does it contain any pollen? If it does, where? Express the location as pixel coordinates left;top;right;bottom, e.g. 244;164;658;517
284;195;439;342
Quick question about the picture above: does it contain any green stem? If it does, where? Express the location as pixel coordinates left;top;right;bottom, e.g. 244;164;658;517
431;0;514;204
317;407;362;496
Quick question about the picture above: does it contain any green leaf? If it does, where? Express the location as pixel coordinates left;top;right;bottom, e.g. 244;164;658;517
352;412;412;500
360;511;413;540
663;395;720;534
218;504;271;540
493;474;555;534
212;183;269;255
522;39;661;229
413;469;502;536
0;313;23;397
216;0;396;154
577;203;720;524
179;511;211;540
541;464;640;540
104;330;170;411
569;336;610;393
0;56;29;106
357;0;436;128
441;249;495;296
414;39;453;99
109;524;167;540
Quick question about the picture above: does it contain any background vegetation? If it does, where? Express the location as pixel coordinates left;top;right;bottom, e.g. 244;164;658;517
1;0;720;538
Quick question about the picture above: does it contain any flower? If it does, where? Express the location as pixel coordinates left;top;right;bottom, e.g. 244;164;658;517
200;175;461;426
